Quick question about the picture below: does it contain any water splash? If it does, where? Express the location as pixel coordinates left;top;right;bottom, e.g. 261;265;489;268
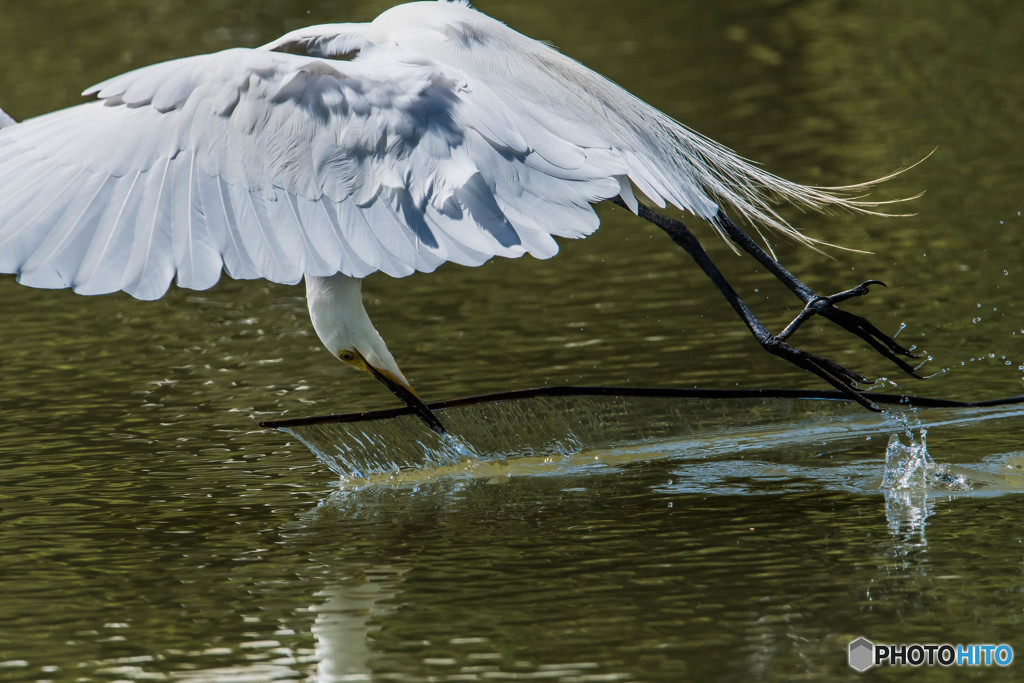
880;413;971;492
880;430;935;549
881;431;932;490
281;397;604;483
879;424;971;549
274;395;1024;493
283;419;478;481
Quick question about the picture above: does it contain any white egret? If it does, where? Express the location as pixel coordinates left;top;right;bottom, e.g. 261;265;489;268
0;0;919;434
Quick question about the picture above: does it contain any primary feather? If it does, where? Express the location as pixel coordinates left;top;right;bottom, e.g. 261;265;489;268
0;0;892;300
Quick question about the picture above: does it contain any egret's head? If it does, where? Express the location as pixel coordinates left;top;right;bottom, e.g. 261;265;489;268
334;345;420;405
306;273;415;394
334;342;410;387
305;273;446;435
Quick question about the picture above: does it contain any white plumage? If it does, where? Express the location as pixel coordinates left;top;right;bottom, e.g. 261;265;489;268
0;0;884;300
0;0;905;427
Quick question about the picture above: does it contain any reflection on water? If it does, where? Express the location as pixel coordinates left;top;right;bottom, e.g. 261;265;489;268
3;390;1024;680
279;392;1024;676
882;431;936;555
312;566;405;680
884;486;932;556
879;429;968;556
284;396;1024;681
282;392;1024;587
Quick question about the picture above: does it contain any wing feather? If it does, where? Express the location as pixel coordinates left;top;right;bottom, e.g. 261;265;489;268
5;1;851;300
17;173;115;289
420;204;496;267
0;166;85;256
198;174;260;281
337;196;416;278
232;186;302;284
0;23;641;298
312;199;374;278
122;158;177;300
73;170;148;295
287;194;338;276
171;152;222;291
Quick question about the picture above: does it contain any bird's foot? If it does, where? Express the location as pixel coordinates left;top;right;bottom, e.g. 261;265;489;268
776;279;923;379
615;198;925;411
757;333;882;410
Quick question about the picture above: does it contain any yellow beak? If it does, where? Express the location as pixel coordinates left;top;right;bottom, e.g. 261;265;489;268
349;350;447;435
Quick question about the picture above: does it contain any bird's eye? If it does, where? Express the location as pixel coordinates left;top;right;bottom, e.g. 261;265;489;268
338;351;355;362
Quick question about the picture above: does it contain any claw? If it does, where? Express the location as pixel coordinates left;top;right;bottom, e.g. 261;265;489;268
819;279;886;306
753;264;921;406
762;336;881;411
776;279;921;378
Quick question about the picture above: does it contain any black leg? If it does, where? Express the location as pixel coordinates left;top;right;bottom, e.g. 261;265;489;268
609;197;921;411
712;210;922;377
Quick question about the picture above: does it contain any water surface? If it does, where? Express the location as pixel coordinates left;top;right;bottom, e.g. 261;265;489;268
1;0;1023;680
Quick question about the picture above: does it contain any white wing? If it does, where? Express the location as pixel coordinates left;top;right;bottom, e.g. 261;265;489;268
0;0;881;300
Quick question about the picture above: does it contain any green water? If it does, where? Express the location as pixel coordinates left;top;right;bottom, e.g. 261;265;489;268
2;0;1023;680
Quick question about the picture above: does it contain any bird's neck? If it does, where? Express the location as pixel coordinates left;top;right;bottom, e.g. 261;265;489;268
304;273;408;384
306;273;368;355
